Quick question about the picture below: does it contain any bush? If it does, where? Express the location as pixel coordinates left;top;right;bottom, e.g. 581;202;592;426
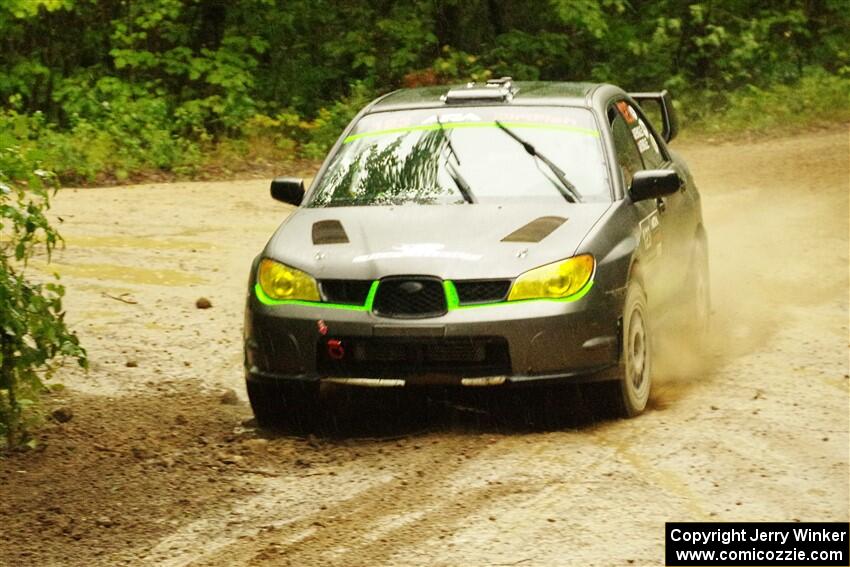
0;143;86;448
680;67;850;137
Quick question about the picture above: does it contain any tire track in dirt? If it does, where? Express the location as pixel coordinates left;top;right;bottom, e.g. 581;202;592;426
145;432;499;566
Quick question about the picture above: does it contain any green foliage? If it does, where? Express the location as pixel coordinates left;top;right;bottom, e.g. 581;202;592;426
684;67;850;136
0;0;847;182
0;143;86;448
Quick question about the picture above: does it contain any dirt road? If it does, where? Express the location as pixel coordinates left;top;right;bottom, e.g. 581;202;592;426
1;129;847;566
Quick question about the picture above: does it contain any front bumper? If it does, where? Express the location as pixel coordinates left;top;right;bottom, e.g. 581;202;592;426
244;284;622;387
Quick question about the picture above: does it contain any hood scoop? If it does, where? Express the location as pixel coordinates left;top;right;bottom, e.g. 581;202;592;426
312;220;349;244
501;216;566;243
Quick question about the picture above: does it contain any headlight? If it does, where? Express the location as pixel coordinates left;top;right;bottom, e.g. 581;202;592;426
257;258;320;301
508;254;595;301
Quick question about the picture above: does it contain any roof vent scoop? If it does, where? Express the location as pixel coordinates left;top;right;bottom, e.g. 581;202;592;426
442;77;516;104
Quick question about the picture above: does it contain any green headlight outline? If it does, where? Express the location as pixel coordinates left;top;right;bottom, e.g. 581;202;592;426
254;280;379;310
443;279;593;309
343;121;599;144
256;277;593;310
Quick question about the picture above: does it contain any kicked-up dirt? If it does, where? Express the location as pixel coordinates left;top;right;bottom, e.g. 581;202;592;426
0;128;847;566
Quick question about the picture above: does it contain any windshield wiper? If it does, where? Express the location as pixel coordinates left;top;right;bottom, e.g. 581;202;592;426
437;117;476;204
493;120;582;203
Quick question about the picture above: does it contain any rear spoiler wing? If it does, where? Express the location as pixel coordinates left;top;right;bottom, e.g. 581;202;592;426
629;90;679;143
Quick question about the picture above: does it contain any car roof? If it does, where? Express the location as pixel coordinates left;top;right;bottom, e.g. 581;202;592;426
369;81;621;112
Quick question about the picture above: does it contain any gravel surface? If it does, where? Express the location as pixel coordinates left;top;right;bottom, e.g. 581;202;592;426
1;129;847;566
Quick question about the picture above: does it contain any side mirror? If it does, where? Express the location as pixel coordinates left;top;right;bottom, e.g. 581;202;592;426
270;177;305;206
629;169;682;202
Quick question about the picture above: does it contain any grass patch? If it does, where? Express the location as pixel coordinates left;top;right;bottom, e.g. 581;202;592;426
680;69;850;140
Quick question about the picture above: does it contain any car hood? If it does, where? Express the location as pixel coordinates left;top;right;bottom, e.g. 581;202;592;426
265;199;611;280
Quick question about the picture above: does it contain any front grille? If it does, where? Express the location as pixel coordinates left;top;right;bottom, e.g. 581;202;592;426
317;336;510;377
372;277;447;319
454;280;511;305
320;279;372;305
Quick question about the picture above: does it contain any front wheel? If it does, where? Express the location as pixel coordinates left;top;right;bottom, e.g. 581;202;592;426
591;279;653;418
620;280;652;416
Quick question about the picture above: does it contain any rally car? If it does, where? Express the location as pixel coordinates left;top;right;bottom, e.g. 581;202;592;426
244;78;709;428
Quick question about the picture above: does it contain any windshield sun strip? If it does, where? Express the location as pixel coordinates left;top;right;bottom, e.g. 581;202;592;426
343;122;600;144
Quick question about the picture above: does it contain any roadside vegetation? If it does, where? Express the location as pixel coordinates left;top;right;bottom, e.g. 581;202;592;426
0;145;86;448
0;0;847;447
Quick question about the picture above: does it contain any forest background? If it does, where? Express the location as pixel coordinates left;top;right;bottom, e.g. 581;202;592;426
1;0;848;185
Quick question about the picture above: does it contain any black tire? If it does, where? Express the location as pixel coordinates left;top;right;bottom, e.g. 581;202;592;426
246;380;320;432
591;278;652;418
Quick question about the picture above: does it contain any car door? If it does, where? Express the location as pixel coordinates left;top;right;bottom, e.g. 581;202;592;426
607;100;666;306
623;97;695;296
614;98;695;308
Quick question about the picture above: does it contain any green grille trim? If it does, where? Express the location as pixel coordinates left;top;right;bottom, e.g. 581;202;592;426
363;280;380;310
443;280;461;309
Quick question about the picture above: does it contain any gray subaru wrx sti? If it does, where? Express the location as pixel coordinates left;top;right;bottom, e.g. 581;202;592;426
244;79;709;427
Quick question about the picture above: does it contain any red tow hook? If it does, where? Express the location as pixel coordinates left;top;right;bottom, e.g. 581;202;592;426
327;339;345;360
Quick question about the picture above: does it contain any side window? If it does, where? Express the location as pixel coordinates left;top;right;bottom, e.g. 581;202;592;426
634;113;665;169
615;100;666;169
609;103;644;188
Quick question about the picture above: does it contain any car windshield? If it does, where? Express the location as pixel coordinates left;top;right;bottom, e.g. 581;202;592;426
307;106;611;207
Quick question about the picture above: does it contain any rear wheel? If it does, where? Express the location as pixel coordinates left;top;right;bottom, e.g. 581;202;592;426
246;380;320;432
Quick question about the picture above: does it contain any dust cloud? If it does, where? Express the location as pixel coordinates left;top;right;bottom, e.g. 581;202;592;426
653;129;849;406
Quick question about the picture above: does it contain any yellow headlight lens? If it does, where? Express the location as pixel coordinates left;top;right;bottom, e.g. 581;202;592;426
257;258;320;301
507;254;595;301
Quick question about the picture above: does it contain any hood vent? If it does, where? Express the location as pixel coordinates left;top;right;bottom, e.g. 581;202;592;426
312;220;349;244
501;216;566;243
